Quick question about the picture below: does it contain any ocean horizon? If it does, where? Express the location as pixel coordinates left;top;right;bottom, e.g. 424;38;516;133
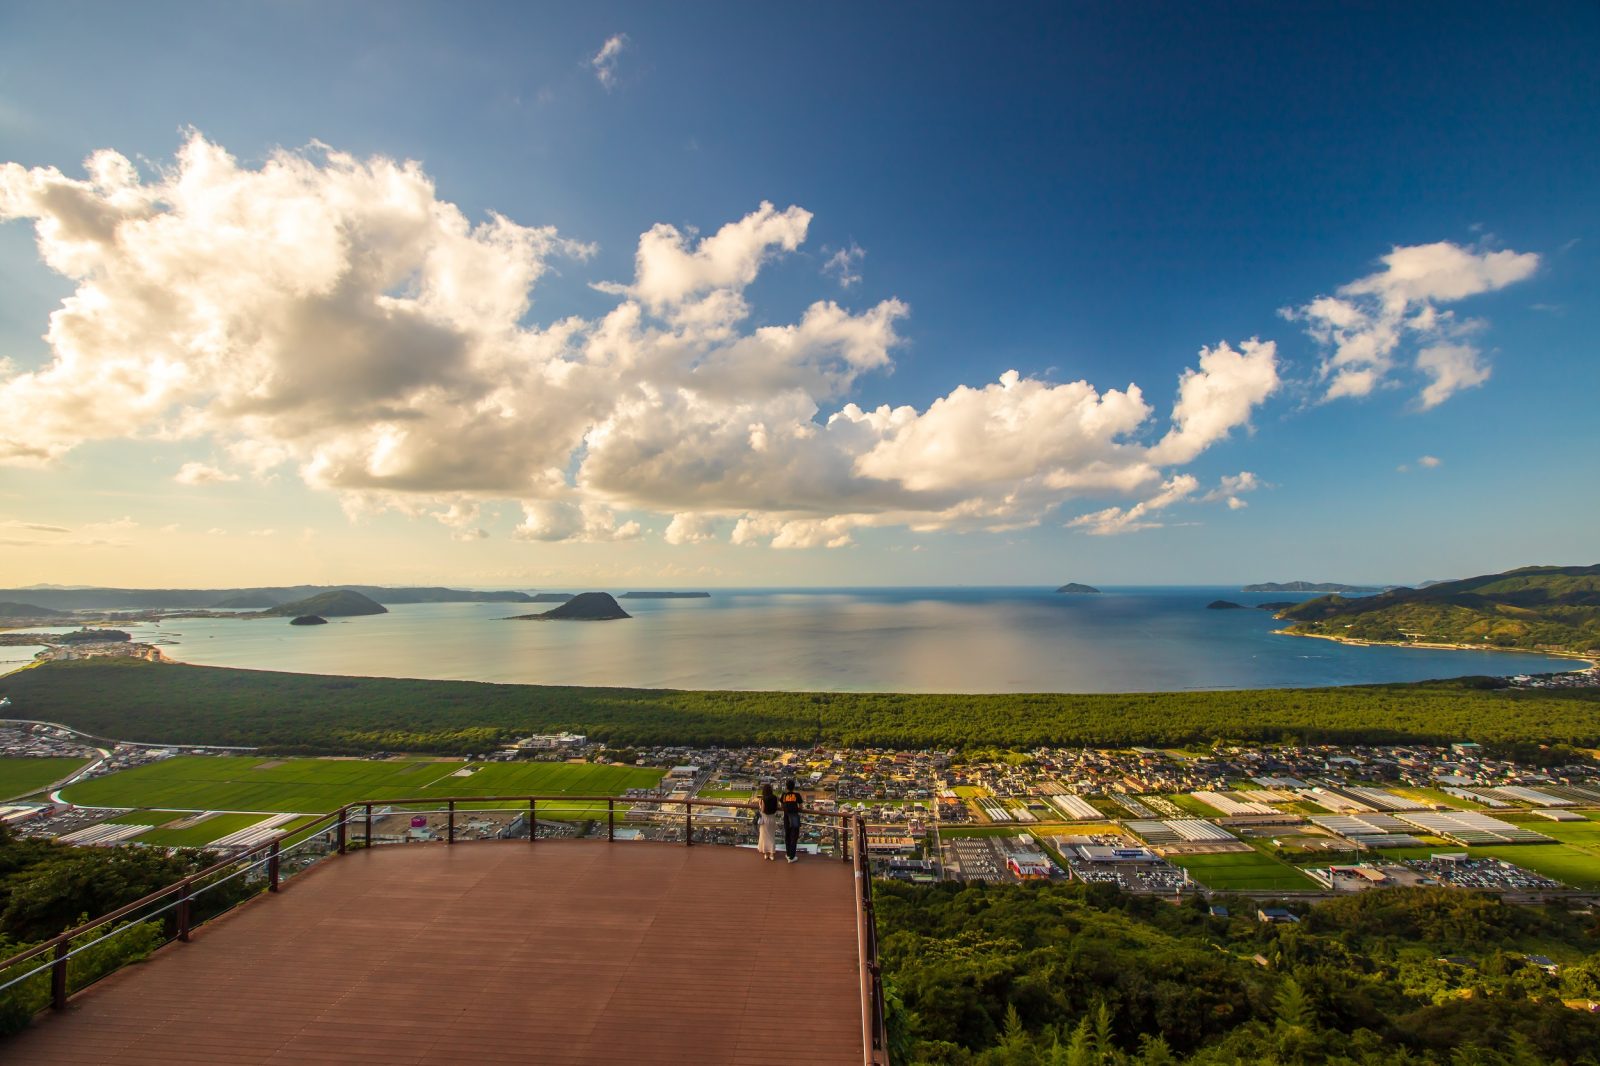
87;585;1579;694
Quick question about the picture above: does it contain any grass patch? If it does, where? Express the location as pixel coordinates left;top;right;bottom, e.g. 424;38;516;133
60;756;664;814
1375;841;1600;890
133;812;276;848
1168;848;1318;891
940;826;1032;839
0;755;91;799
1164;793;1223;817
1467;845;1600;890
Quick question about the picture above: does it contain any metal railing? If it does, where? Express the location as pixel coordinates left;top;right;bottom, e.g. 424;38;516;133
0;793;889;1064
853;816;891;1064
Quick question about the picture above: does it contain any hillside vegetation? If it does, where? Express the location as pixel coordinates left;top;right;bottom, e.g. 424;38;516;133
1;659;1597;754
1281;564;1600;654
878;880;1600;1064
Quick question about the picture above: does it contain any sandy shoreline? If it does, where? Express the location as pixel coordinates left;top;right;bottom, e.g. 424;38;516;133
1278;628;1598;671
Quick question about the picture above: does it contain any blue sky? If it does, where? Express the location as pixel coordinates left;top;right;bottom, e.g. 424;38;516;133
0;2;1595;588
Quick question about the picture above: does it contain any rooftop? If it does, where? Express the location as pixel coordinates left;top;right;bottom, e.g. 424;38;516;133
9;839;867;1065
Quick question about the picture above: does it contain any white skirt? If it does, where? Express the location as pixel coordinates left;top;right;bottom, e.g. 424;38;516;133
757;812;776;854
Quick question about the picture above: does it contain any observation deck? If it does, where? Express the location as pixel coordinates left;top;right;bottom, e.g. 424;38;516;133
2;797;886;1064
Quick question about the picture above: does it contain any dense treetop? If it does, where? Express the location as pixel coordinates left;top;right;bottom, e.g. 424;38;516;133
1;658;1597;754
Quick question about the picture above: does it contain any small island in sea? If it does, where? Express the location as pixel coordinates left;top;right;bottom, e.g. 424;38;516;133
509;591;631;621
1055;583;1100;594
288;615;327;626
619;591;710;599
1206;600;1246;610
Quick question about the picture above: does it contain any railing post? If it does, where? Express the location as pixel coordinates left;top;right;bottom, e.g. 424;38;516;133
177;883;192;942
448;800;456;845
608;798;615;842
268;840;281;892
685;803;693;846
50;939;68;1010
365;803;373;846
336;806;347;855
838;816;845;862
529;798;536;842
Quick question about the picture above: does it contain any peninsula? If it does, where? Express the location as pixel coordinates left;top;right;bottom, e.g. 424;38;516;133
619;592;710;599
1277;564;1600;657
0;584;536;611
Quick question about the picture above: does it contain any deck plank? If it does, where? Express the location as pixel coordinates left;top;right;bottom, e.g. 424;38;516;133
7;840;864;1065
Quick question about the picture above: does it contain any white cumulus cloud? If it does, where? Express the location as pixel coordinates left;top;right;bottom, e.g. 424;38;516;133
1;135;1288;549
1287;241;1537;408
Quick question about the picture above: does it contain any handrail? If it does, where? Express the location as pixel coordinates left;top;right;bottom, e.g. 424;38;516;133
852;816;891;1064
0;807;344;974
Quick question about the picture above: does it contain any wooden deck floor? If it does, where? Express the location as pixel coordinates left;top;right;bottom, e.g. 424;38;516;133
8;841;865;1065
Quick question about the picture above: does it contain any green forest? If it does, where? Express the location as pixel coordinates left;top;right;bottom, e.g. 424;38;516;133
1281;565;1600;654
3;658;1598;753
877;880;1600;1065
0;827;256;1033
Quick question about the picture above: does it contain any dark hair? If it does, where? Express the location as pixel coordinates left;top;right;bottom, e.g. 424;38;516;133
785;778;797;792
761;782;775;799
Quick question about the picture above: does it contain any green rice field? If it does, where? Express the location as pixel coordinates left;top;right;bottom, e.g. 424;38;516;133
0;755;91;800
1167;848;1319;892
60;756;665;814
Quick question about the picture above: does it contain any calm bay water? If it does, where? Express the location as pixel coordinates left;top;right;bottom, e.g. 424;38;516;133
129;587;1582;693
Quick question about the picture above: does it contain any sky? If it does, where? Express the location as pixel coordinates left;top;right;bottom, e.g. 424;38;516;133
0;2;1596;589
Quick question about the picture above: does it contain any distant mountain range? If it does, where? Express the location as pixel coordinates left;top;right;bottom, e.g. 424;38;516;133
1242;581;1385;594
0;585;535;611
1276;564;1600;655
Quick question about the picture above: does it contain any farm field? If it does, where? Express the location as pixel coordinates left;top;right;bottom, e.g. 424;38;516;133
60;756;664;814
940;826;1030;839
1168;848;1319;892
1389;785;1486;810
1163;793;1222;817
0;755;91;800
1033;823;1122;839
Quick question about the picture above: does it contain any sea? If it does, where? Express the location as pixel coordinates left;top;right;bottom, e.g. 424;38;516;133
88;587;1581;694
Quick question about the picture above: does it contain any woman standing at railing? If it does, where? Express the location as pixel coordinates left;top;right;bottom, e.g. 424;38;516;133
756;782;779;861
780;779;804;863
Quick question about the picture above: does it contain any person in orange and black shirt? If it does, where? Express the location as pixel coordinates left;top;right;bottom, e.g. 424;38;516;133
779;779;803;863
